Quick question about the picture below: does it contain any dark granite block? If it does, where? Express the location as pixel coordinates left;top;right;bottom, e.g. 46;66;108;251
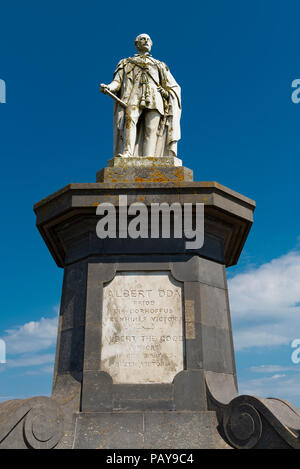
57;326;85;374
60;263;87;330
81;371;113;412
200;283;230;330
185;322;203;369
171;256;226;288
73;412;144;449
173;370;206;410
83;322;102;371
202;325;235;374
112;399;174;411
143;411;227;449
72;410;230;449
85;282;103;324
87;261;117;284
114;384;173;401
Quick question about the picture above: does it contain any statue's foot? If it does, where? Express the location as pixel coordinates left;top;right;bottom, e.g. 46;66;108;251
117;153;131;158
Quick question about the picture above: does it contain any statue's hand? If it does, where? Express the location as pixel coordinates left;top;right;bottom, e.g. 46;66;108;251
100;83;109;94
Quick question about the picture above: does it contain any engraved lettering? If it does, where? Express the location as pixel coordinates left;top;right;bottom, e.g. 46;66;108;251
101;272;184;384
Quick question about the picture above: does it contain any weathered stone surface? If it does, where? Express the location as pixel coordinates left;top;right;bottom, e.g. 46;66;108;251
206;372;300;449
202;325;235;374
173;370;206;410
81;371;113;412
101;271;184;384
73;411;231;449
33;180;255;268
107;156;183;167
74;412;145;449
0;397;68;449
96;165;193;183
171;256;226;287
199;283;230;329
143;411;230;449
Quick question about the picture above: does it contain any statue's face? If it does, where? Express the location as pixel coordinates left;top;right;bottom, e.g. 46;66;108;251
135;34;152;53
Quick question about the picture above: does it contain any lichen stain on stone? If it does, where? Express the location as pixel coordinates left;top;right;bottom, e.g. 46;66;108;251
134;169;184;183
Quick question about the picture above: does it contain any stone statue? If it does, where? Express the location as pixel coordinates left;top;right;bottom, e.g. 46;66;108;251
100;34;181;158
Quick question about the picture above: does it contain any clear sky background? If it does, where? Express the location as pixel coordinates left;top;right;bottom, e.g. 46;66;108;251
1;0;300;407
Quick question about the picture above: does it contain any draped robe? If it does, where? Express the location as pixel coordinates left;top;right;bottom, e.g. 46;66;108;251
111;55;181;157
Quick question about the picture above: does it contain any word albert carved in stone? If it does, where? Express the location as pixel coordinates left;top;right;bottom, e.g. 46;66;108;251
100;33;181;158
101;271;184;384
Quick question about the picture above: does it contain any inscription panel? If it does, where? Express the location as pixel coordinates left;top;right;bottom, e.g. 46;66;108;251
101;271;184;384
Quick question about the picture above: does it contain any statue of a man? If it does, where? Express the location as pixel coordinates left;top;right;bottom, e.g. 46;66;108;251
100;34;181;158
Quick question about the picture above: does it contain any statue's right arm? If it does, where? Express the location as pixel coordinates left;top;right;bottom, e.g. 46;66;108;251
100;60;125;94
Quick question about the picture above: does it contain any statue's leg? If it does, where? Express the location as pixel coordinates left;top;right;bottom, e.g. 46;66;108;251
122;106;141;157
143;110;161;157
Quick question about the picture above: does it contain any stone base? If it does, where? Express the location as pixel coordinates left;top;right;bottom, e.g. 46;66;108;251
97;155;193;183
97;166;193;183
2;386;300;448
72;411;231;449
108;156;183;167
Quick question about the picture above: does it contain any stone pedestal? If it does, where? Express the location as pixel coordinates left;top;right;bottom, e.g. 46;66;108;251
97;156;193;183
33;161;253;449
1;158;300;449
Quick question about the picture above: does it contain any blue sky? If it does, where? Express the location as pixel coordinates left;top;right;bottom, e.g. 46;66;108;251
1;0;300;407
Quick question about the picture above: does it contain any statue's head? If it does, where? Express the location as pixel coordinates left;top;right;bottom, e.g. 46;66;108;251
135;34;152;53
